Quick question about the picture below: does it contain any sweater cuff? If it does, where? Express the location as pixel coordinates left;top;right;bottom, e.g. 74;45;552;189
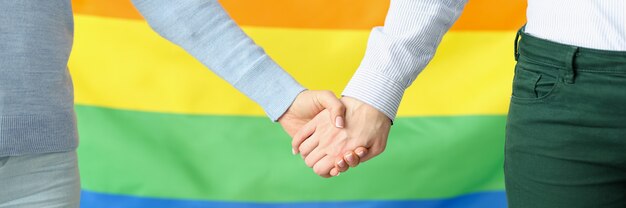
342;69;406;121
233;56;306;121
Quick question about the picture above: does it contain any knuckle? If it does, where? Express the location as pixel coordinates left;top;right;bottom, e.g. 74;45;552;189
305;158;315;168
322;91;336;99
373;146;386;156
300;149;310;158
379;143;388;152
313;166;326;175
301;151;310;158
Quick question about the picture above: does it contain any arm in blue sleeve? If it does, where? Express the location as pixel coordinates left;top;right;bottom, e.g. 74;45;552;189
131;0;305;121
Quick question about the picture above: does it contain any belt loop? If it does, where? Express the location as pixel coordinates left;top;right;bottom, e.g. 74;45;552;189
563;47;579;84
514;25;526;61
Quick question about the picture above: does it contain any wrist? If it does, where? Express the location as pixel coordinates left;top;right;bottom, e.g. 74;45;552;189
341;96;391;126
341;69;405;121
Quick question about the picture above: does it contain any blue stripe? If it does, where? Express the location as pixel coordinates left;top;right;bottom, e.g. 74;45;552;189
80;190;507;208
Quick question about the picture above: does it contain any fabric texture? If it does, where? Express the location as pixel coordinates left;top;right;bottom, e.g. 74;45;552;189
343;0;468;120
0;0;305;156
0;150;80;208
131;0;306;121
344;0;625;121
0;0;78;156
526;0;626;51
505;31;626;207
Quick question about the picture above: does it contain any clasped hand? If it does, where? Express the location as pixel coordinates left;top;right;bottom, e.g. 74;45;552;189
278;91;391;178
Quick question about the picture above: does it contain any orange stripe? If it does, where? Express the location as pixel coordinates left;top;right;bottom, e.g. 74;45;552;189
71;0;525;30
453;0;527;31
72;0;140;20
218;0;388;30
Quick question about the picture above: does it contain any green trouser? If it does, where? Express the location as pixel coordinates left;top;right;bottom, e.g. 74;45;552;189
505;30;626;207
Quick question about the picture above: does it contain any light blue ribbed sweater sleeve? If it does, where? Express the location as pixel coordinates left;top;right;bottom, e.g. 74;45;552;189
342;0;467;121
131;0;305;121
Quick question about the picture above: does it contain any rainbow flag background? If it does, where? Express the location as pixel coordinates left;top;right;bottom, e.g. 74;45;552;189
70;0;526;207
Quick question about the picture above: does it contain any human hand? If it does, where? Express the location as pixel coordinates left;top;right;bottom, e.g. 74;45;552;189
278;90;346;154
292;97;391;177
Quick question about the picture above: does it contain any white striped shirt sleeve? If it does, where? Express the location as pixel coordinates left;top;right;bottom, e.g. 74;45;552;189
342;0;468;120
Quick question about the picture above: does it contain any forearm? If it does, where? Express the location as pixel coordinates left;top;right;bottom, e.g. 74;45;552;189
342;0;467;120
131;0;305;121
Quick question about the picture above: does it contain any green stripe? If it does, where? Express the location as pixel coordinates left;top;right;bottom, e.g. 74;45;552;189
76;105;505;202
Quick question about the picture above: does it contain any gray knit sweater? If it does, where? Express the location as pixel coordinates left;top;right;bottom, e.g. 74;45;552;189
0;0;306;156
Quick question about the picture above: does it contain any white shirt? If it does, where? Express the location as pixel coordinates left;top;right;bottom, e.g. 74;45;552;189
343;0;626;120
526;0;626;51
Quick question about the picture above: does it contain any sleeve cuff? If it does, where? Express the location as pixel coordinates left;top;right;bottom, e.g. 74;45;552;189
342;69;406;121
233;56;306;121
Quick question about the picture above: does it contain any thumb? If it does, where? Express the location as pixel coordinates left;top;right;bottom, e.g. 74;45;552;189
314;91;346;128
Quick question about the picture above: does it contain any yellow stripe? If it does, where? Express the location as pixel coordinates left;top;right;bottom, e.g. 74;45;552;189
69;15;514;117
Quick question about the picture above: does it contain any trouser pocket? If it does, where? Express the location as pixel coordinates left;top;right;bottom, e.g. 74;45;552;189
510;61;561;102
505;68;626;208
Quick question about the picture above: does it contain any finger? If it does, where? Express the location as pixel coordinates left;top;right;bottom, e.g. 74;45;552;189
343;151;361;168
334;157;349;173
298;134;319;159
304;147;326;168
354;147;368;158
356;145;380;164
352;147;368;166
330;168;341;177
312;155;335;178
291;120;317;154
315;91;346;128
